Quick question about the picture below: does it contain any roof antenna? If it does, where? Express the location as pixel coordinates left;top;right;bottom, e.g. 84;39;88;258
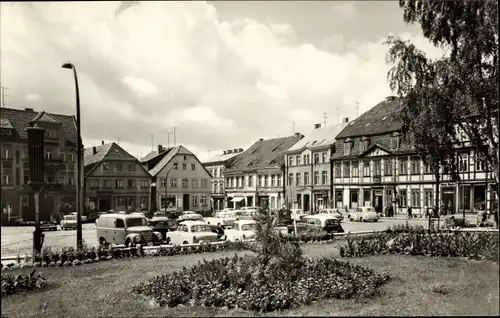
113;136;121;144
322;112;327;126
292;121;295;134
336;107;339;124
355;101;359;118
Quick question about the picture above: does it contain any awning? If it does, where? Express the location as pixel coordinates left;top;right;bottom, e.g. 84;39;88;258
230;197;245;203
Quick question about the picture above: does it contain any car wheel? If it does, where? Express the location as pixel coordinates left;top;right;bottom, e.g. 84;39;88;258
125;239;131;248
99;238;108;247
374;219;378;222
349;217;353;222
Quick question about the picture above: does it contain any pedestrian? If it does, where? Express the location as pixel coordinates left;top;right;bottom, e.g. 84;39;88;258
443;201;449;217
407;206;412;219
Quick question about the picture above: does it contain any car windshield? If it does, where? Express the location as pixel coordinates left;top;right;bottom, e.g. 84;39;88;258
365;208;375;212
65;216;76;221
241;223;257;231
126;218;147;227
325;219;339;226
191;225;211;232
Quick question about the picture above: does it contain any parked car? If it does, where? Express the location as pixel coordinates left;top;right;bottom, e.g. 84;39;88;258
96;214;163;247
290;209;308;222
348;207;380;222
148;217;178;238
224;220;258;242
204;216;236;229
289;215;344;234
166;221;220;245
318;209;344;222
182;211;197;215
40;221;58;231
60;215;77;230
70;212;88;222
153;212;167;218
178;213;204;223
131;212;146;218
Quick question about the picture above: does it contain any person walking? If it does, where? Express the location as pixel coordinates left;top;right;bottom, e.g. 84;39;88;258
407;206;413;219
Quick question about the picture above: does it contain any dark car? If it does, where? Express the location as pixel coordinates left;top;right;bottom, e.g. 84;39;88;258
287;215;344;234
40;221;58;231
148;217;178;238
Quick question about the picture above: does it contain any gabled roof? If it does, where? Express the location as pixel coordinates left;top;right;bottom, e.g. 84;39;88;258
139;149;166;163
335;97;402;139
358;143;394;157
0;107;77;144
226;135;302;172
287;122;349;152
84;143;114;167
148;145;191;176
202;150;243;165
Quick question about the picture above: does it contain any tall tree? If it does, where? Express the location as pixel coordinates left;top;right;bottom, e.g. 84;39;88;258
385;0;498;222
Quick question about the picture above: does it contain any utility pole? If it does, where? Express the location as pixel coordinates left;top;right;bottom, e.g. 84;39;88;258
149;134;154;150
355;101;359;118
322;112;327;126
173;126;177;147
1;86;8;107
167;132;173;149
292;121;295;134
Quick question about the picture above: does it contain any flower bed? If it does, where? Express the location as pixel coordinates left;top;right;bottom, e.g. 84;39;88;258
1;269;46;297
132;254;390;312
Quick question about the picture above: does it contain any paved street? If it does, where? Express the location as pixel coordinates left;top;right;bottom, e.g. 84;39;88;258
0;217;457;257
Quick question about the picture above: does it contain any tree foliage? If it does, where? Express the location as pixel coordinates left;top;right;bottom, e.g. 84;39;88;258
386;0;499;184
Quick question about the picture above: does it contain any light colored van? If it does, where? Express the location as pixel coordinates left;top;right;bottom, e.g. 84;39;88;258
96;213;163;247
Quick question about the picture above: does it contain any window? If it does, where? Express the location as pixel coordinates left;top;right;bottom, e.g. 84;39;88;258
271;175;276;187
201;179;208;188
322;152;327;163
23;170;30;184
458;154;468;172
361;138;370;152
277;175;281;187
15;150;20;164
68;176;74;185
335;163;341;178
296;155;301;165
352;161;359;177
102;162;110;171
44;148;54;160
424;190;434;207
343;162;350;178
248;175;253;187
160;178;167;187
90;179;98;188
230;177;234;188
314;171;319;185
127;179;135;188
303;155;307;165
22;148;28;160
411;157;420;175
170;178;177;188
182;163;187;170
2;173;12;185
192;196;198;206
264;175;269;187
192;179;199;188
390;135;400;149
288;173;294;186
67;163;75;171
191;163;196;171
476;158;486;171
296;173;301;186
288;156;294;166
67;152;74;162
322;171;328;184
200;195;207;206
173;163;179;170
128;163;135;172
141;180;149;188
363;161;370;177
183;155;187;161
214;182;218;193
220;181;224;192
399;158;408;175
399;189;408;207
116;163;123;171
304;172;310;185
373;160;381;176
411;190;420;207
115;179;124;188
343;141;352;155
182;178;189;188
104;180;112;188
115;219;125;228
314;153;320;164
384;159;393;176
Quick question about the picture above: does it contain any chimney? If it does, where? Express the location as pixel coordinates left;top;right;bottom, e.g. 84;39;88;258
101;140;104;145
386;96;397;101
25;108;34;112
238;148;243;152
223;150;227;155
233;148;238;153
342;117;349;123
314;123;321;129
92;146;97;155
157;145;163;153
259;138;264;142
227;149;233;154
294;132;301;137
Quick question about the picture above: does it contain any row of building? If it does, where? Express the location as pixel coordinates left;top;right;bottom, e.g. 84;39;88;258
1;97;497;222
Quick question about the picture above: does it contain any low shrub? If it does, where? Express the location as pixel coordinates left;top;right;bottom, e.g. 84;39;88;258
1;269;47;297
339;230;498;262
132;254;390;312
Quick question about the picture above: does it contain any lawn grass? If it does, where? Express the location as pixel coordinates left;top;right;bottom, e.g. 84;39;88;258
2;244;498;317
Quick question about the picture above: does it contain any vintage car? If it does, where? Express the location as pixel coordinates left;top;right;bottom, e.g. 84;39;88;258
148;217;178;238
288;215;344;234
224;220;258;242
166;221;220;245
318;209;345;222
153;212;167;218
178;213;204;223
290;209;308;222
70;212;87;222
40;221;58;231
204;216;236;229
60;215;77;230
348;207;380;222
96;214;163;247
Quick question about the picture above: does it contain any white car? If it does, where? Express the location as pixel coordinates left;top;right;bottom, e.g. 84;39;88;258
178;213;204;223
204;216;236;228
182;211;197;215
224;220;258;242
290;209;308;221
70;212;87;222
131;212;146;218
60;215;78;230
318;209;344;222
348;207;380;222
166;221;219;245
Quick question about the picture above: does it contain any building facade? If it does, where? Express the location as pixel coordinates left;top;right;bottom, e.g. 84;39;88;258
1;108;77;223
285;121;349;212
224;134;303;210
84;142;152;212
331;96;497;216
202;148;243;211
141;145;212;213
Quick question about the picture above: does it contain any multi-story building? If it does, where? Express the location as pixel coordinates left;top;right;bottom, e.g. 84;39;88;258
83;142;152;212
202;148;244;211
140;145;212;213
285;121;349;212
331;96;497;216
1;107;77;222
224;134;303;210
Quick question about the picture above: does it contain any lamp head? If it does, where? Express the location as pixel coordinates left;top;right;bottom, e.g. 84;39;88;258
61;63;74;69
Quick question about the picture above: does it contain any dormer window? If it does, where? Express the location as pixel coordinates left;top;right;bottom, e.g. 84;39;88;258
361;137;370;152
344;139;353;156
390;132;401;149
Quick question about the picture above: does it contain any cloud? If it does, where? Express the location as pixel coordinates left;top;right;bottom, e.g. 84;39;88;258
0;2;446;158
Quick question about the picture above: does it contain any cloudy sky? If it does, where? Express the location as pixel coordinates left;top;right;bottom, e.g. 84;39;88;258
0;1;445;161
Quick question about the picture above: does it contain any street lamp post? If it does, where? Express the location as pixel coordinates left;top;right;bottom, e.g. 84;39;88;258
62;62;83;249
